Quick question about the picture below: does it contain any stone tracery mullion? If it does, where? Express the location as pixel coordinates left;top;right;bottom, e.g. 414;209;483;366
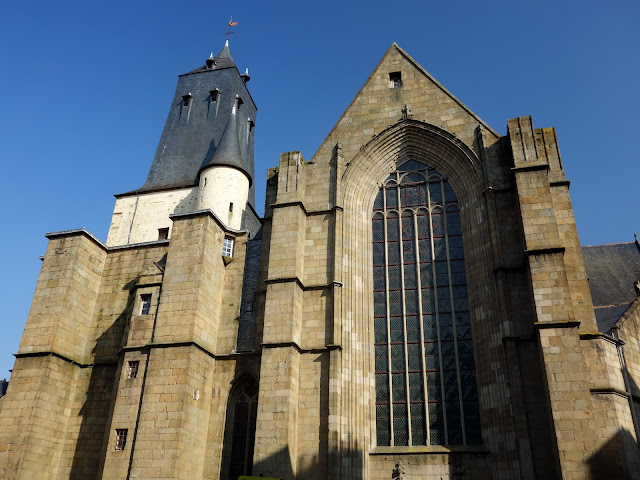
382;187;394;446
428;183;449;445
397;184;412;447
413;210;431;445
372;159;480;448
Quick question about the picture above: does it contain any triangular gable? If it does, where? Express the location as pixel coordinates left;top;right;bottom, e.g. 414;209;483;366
138;255;167;278
311;43;499;166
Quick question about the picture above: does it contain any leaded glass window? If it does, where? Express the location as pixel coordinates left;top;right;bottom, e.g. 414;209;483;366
373;159;481;446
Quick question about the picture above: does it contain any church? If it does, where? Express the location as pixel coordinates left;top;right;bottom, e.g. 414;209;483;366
1;41;639;480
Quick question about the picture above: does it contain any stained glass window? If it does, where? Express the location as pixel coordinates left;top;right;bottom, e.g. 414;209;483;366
373;160;481;446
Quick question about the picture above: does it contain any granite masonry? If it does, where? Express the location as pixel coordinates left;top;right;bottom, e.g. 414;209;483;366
1;42;639;480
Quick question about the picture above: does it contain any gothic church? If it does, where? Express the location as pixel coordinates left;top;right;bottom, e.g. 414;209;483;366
1;42;640;480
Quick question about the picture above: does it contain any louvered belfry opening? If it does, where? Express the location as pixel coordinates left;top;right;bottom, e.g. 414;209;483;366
372;159;481;447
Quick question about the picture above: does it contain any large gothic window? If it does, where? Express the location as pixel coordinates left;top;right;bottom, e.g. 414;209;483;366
372;160;481;447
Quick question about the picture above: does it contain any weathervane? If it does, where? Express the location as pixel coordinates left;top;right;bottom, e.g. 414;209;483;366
223;17;238;40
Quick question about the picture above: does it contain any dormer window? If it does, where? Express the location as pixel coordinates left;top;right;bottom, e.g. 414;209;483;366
237;97;244;110
389;71;403;88
210;89;219;102
182;93;192;106
248;119;255;133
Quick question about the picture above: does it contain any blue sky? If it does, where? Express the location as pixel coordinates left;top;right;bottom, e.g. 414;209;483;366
1;0;638;378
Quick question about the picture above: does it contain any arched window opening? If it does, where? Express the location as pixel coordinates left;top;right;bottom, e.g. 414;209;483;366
373;160;481;447
221;377;259;480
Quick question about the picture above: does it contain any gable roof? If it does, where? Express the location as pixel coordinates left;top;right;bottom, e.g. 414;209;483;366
310;43;499;166
389;43;499;137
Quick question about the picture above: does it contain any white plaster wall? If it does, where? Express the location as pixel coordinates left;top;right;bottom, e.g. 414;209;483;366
106;187;198;247
198;167;248;230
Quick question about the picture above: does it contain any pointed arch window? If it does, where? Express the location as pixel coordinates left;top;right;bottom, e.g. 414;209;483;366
221;377;259;479
373;159;481;447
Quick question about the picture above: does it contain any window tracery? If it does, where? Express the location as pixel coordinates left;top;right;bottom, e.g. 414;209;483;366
373;159;481;446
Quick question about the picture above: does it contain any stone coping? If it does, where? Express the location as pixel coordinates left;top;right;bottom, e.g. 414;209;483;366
169;208;249;236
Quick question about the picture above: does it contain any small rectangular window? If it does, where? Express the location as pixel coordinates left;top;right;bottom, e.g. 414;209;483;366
210;90;219;101
243;300;254;313
114;429;128;451
229;202;234;212
158;228;169;240
182;94;191;107
389;71;403;88
222;237;234;257
126;361;139;379
140;294;152;315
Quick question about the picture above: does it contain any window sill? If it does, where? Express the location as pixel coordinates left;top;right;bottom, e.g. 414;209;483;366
370;445;489;455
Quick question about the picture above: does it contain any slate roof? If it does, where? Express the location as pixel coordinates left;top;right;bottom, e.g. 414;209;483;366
199;96;246;176
594;303;633;334
119;41;257;204
582;240;640;332
184;41;236;75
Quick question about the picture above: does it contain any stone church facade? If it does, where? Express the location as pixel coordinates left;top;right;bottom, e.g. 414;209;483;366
1;43;639;480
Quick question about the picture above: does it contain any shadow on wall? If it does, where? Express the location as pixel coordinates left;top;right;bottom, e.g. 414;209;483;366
587;367;640;480
68;278;137;480
587;428;638;480
251;443;364;480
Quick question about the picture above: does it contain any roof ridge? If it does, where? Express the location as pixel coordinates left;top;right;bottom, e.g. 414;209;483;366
594;302;633;309
583;241;635;248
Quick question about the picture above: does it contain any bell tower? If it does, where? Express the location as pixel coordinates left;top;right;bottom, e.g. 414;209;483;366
106;41;259;246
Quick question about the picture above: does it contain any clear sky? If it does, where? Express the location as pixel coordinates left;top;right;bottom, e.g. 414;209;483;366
1;0;638;378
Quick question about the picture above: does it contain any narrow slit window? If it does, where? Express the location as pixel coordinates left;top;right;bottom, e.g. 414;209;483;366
210;89;219;102
389;71;403;88
140;294;152;315
158;228;169;240
126;361;139;379
222;237;234;257
237;97;244;110
182;93;192;106
114;429;128;451
229;202;234;212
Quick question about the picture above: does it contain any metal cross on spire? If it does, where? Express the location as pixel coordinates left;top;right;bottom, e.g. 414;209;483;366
223;17;238;40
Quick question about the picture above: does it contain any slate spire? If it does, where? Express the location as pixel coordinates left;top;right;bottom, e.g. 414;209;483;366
212;40;235;69
131;39;256;207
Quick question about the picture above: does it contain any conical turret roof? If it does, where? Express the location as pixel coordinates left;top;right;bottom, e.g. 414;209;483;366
214;40;234;65
184;40;236;75
199;96;249;181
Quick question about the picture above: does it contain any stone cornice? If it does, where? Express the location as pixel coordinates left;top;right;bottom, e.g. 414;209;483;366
511;163;549;173
169;209;249;237
534;320;581;329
